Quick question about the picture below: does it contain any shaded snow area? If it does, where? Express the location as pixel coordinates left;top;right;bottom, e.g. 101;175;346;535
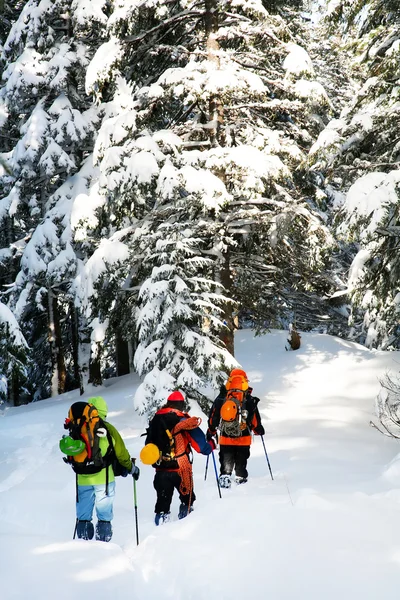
1;330;400;599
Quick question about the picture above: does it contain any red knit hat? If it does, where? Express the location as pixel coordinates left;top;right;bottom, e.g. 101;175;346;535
167;391;185;402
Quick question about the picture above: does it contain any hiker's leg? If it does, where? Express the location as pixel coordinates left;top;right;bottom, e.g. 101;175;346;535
94;481;115;522
76;485;95;521
176;469;195;519
234;446;251;479
219;445;235;475
154;471;175;514
176;470;196;506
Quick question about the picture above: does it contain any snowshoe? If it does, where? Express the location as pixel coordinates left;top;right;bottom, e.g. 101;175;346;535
235;476;248;485
219;474;231;489
155;512;170;526
178;503;194;520
95;520;112;542
76;520;94;540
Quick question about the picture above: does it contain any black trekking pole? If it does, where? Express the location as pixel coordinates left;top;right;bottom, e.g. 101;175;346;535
205;432;218;481
211;451;222;499
204;454;210;481
133;478;139;545
261;435;274;480
73;517;78;540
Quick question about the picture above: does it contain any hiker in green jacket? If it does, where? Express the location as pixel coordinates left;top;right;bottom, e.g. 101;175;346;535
63;396;140;542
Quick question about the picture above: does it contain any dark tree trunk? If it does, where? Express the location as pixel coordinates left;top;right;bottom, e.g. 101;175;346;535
10;366;20;406
89;344;102;386
70;302;84;394
204;0;218;35
116;333;130;376
220;250;235;356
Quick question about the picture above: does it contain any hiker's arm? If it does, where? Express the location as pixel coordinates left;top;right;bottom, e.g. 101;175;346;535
188;427;215;455
208;396;223;434
250;401;264;436
106;422;132;469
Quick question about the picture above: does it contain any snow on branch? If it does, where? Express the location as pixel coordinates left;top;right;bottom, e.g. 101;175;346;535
373;371;400;439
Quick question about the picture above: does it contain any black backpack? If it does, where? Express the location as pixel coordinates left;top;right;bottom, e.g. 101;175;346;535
146;412;179;459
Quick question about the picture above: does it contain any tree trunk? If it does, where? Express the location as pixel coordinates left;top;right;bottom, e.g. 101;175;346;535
70;302;84;395
10;366;19;406
89;342;102;386
219;250;235;356
116;333;130;376
48;288;66;396
205;0;232;354
205;0;225;146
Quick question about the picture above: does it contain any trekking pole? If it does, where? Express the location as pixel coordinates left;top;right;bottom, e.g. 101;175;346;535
73;517;78;540
211;451;222;499
133;478;139;545
73;475;79;539
261;435;274;481
205;432;218;481
204;454;210;481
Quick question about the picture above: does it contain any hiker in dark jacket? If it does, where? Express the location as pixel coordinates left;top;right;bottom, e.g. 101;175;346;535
144;391;215;525
207;369;264;488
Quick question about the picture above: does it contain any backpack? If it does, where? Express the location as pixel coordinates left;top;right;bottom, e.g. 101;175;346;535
61;402;114;475
141;411;200;465
220;369;249;438
147;414;176;460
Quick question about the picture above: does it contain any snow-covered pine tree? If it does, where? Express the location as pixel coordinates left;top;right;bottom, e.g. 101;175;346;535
0;0;106;399
310;0;400;348
0;301;28;405
133;205;236;414
80;0;338;410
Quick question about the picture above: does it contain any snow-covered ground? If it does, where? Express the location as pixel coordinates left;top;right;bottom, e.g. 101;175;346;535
1;329;400;599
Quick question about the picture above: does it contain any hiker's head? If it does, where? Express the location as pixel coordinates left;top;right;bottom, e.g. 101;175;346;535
229;368;248;381
226;369;249;393
166;390;185;410
89;396;108;419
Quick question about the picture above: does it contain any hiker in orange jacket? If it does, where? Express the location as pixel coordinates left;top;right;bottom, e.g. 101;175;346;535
207;369;264;488
144;391;215;525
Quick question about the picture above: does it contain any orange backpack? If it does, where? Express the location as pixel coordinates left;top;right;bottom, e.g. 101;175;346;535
63;402;113;474
220;369;249;437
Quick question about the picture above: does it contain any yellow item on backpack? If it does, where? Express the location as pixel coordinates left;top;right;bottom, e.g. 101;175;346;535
140;443;161;465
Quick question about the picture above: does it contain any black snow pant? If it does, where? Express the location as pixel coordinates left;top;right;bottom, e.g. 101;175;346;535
219;445;251;479
153;470;196;514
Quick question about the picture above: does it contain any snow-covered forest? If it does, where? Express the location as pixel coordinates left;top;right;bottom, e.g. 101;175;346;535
1;0;400;407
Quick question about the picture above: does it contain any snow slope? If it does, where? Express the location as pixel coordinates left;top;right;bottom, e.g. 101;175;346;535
1;330;400;599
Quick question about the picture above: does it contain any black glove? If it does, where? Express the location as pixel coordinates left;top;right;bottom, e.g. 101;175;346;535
254;425;265;436
206;429;215;442
130;459;140;480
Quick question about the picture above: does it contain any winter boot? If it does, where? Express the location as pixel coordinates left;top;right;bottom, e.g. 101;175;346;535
155;512;171;526
235;476;248;485
76;520;94;540
219;474;231;489
95;520;113;542
178;503;194;520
